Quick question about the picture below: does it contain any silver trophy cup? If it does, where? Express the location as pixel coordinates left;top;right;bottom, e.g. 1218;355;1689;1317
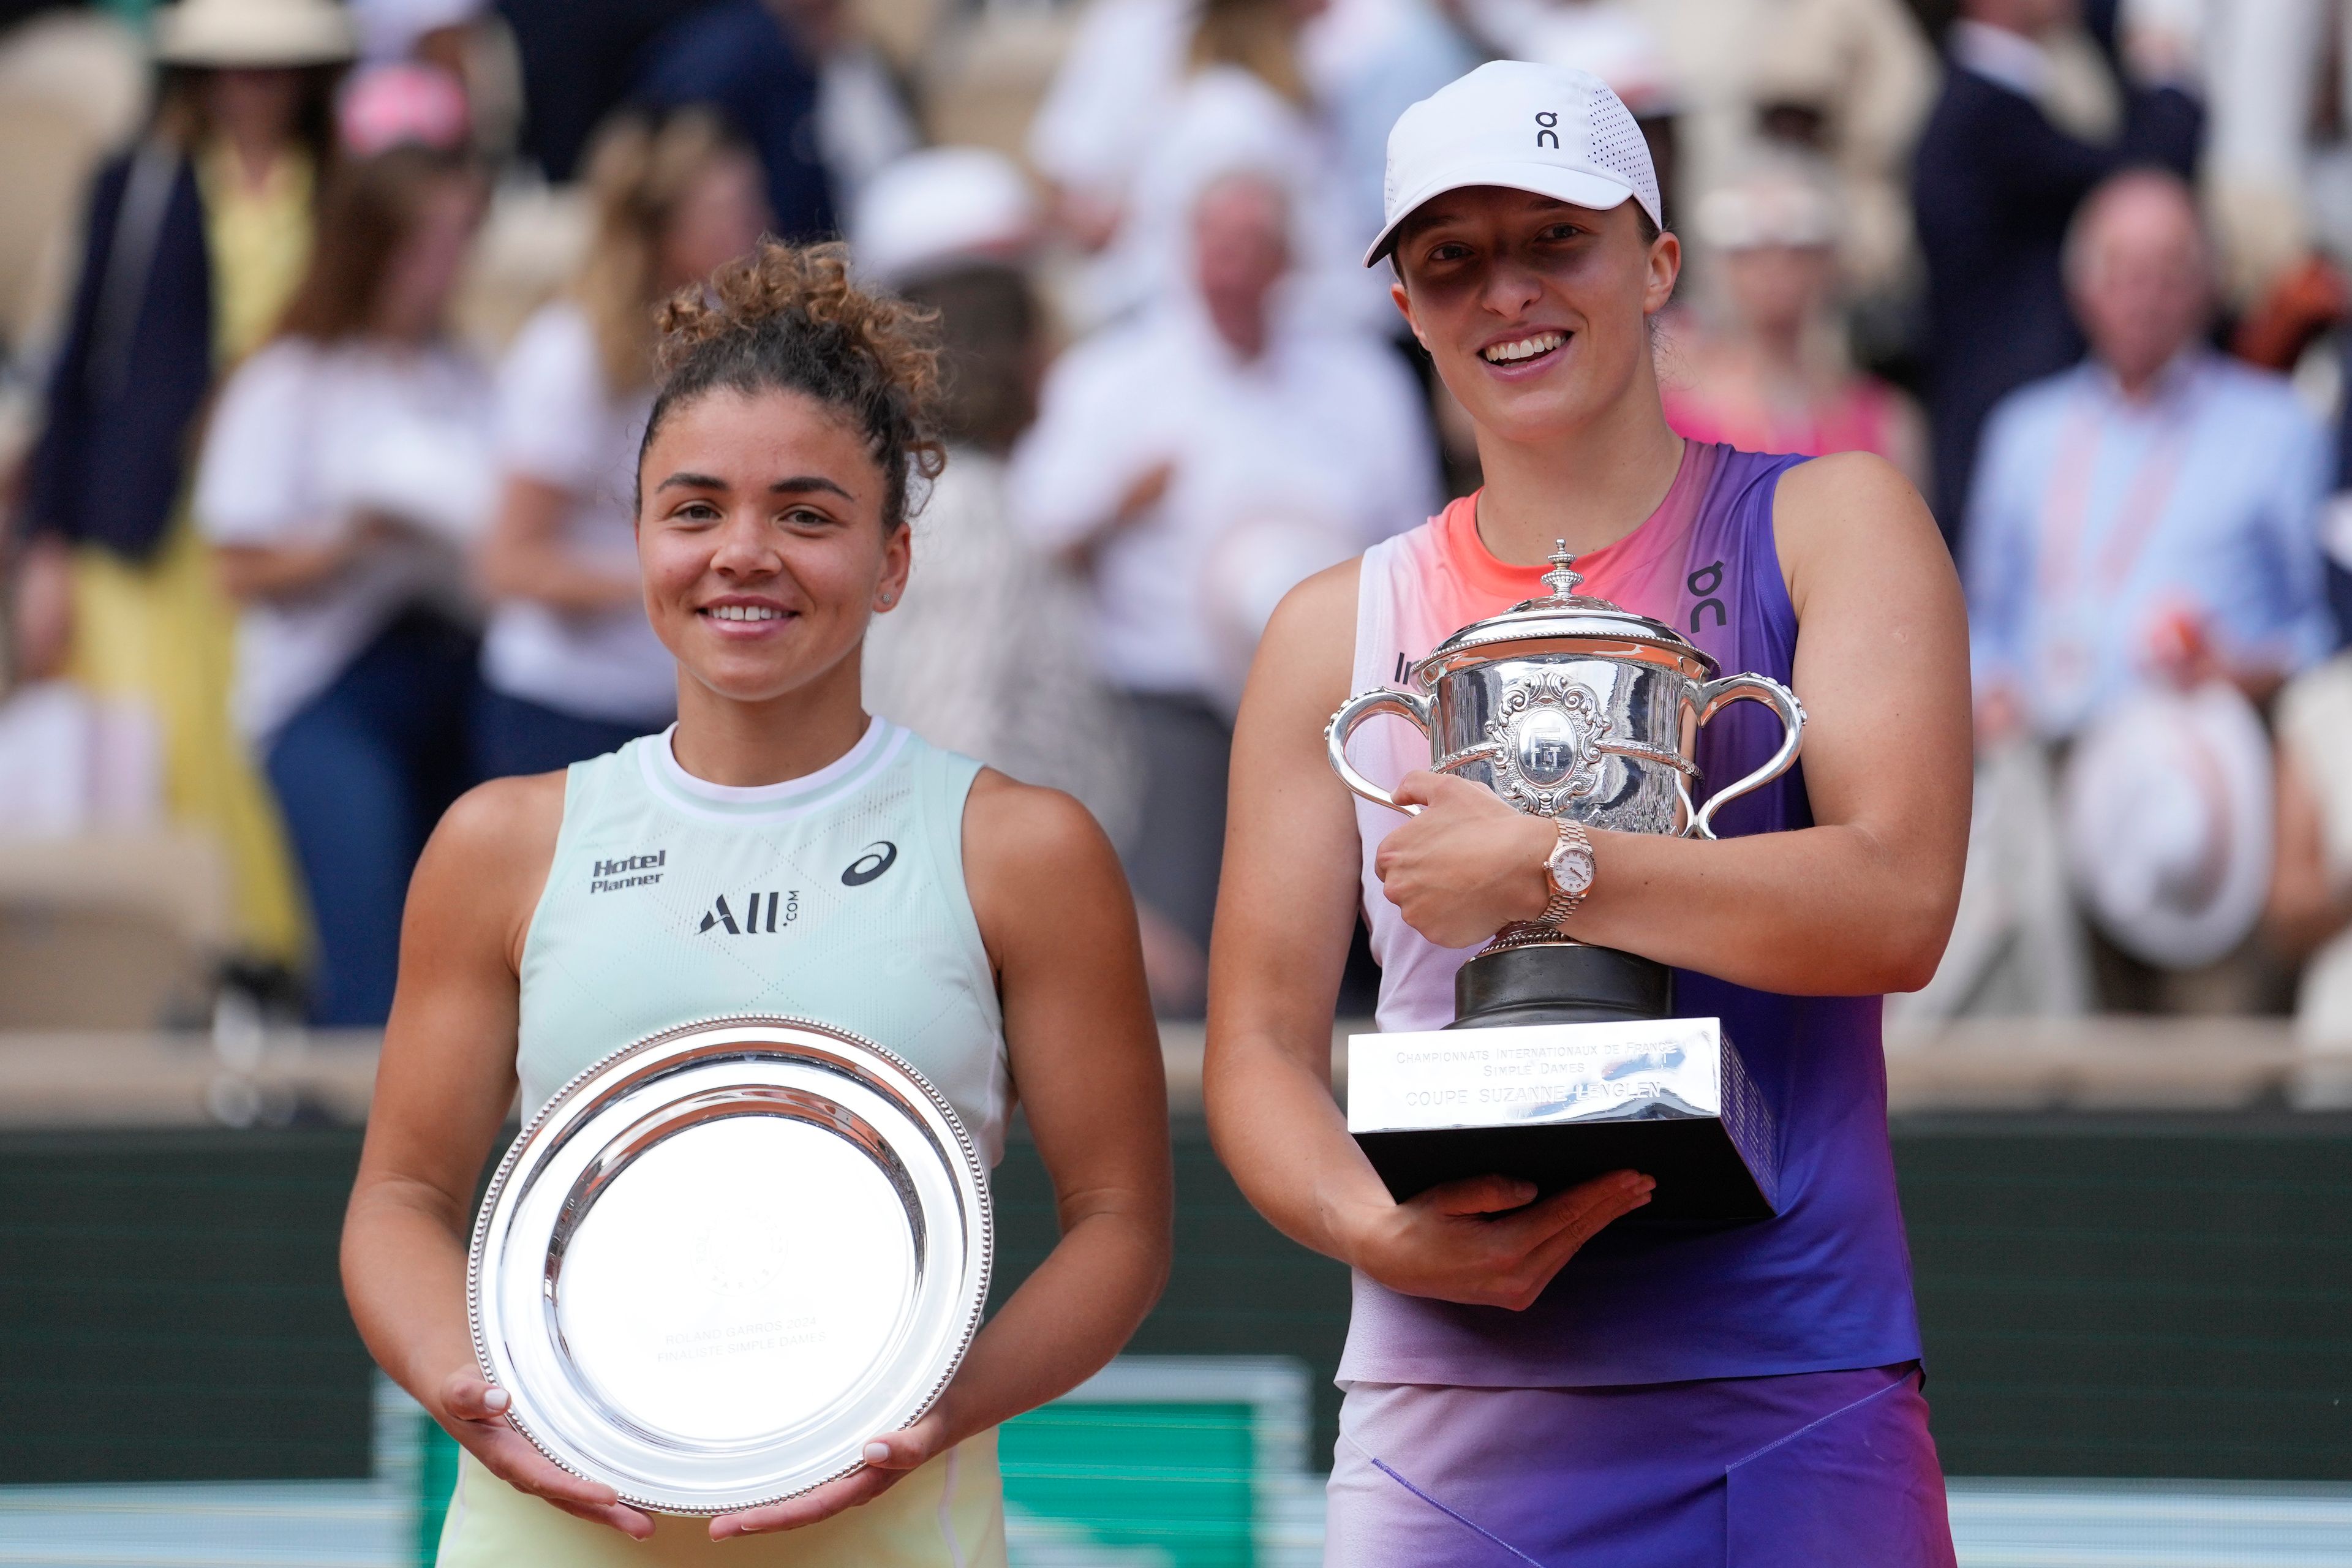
1327;546;1803;1222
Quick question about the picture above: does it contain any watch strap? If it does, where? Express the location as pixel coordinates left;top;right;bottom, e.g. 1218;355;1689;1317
1539;816;1591;928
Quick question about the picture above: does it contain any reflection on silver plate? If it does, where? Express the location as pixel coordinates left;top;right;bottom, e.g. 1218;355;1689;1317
467;1016;992;1515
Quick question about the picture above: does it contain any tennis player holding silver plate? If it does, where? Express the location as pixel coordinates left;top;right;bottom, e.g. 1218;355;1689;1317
343;241;1170;1562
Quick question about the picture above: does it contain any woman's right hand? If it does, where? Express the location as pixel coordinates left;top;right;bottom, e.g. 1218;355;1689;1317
438;1371;657;1539
1342;1169;1654;1311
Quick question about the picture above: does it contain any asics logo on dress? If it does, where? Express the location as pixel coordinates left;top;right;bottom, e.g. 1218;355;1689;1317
698;891;798;935
590;850;665;894
842;842;897;886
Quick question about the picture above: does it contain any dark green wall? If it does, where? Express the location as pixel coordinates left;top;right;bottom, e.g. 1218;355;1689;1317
0;1128;376;1482
1896;1114;2352;1478
4;1114;2349;1484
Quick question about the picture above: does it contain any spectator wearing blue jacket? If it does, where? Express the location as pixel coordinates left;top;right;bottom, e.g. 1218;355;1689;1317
633;0;917;244
1913;0;2199;546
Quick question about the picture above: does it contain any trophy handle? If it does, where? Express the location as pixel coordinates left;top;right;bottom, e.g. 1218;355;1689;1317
1326;687;1435;815
1686;674;1806;840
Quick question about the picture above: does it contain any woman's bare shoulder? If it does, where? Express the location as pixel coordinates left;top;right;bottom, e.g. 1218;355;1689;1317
412;772;568;958
1770;450;1954;616
1772;450;1938;536
1268;554;1362;641
962;768;1109;867
1250;554;1364;712
431;771;567;860
959;768;1132;965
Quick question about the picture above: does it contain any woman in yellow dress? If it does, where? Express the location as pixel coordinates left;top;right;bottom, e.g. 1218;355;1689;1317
17;0;355;975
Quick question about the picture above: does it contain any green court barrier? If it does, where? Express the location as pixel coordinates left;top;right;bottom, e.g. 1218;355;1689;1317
7;1114;2351;1492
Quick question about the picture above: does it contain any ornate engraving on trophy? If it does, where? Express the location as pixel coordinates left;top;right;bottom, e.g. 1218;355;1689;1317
1489;672;1608;814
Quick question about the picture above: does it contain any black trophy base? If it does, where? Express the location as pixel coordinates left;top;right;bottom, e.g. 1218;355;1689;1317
1354;1117;1776;1224
1346;940;1776;1227
1449;941;1673;1031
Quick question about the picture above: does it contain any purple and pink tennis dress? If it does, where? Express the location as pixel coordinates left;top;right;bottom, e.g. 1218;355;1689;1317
1333;443;1958;1566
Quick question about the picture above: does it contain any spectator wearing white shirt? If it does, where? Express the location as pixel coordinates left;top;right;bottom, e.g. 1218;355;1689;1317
472;111;767;779
852;149;1140;848
197;147;491;1027
1068;0;1370;330
1026;0;1193;251
1028;0;1476;314
1010;170;1437;1007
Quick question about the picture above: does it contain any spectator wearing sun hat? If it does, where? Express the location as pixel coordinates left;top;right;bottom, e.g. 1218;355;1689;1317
15;0;357;973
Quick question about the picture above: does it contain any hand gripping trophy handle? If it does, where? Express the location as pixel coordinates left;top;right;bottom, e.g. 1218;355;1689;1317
1326;688;1436;814
1685;673;1805;840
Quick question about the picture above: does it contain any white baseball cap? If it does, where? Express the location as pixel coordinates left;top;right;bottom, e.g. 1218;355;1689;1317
1364;60;1662;268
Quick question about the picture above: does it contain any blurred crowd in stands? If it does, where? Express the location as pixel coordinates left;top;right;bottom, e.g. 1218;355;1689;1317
10;0;2352;1059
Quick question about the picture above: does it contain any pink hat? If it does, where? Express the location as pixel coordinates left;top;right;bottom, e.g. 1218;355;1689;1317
338;62;469;156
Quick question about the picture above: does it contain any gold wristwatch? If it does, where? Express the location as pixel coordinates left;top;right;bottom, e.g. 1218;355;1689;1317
1539;816;1595;927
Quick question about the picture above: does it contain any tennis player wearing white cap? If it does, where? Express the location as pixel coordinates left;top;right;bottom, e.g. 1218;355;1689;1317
1207;61;1971;1564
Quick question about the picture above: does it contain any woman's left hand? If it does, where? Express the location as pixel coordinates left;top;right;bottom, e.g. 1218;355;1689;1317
1374;771;1558;947
706;1411;951;1540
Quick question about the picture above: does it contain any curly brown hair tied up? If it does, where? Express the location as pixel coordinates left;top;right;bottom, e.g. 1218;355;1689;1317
638;239;947;530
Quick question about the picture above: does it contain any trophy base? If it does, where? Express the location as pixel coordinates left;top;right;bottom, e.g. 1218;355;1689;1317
1354;1115;1774;1226
1451;941;1673;1030
1351;950;1781;1226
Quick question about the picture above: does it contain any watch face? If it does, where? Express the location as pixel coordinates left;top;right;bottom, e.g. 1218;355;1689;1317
1550;841;1595;896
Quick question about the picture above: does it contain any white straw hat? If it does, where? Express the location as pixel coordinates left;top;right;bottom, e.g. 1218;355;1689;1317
2059;682;2274;970
852;148;1039;288
1364;59;1662;267
153;0;357;68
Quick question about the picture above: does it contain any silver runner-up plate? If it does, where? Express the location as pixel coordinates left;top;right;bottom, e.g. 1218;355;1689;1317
467;1016;993;1515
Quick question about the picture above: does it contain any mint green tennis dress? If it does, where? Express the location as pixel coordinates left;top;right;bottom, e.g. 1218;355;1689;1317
436;717;1011;1567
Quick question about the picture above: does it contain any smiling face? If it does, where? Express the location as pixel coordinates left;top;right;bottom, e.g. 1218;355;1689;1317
636;387;909;709
1389;187;1678;448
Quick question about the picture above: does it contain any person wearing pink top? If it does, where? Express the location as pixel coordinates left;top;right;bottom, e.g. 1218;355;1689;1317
1662;153;1929;486
1205;62;1972;1564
